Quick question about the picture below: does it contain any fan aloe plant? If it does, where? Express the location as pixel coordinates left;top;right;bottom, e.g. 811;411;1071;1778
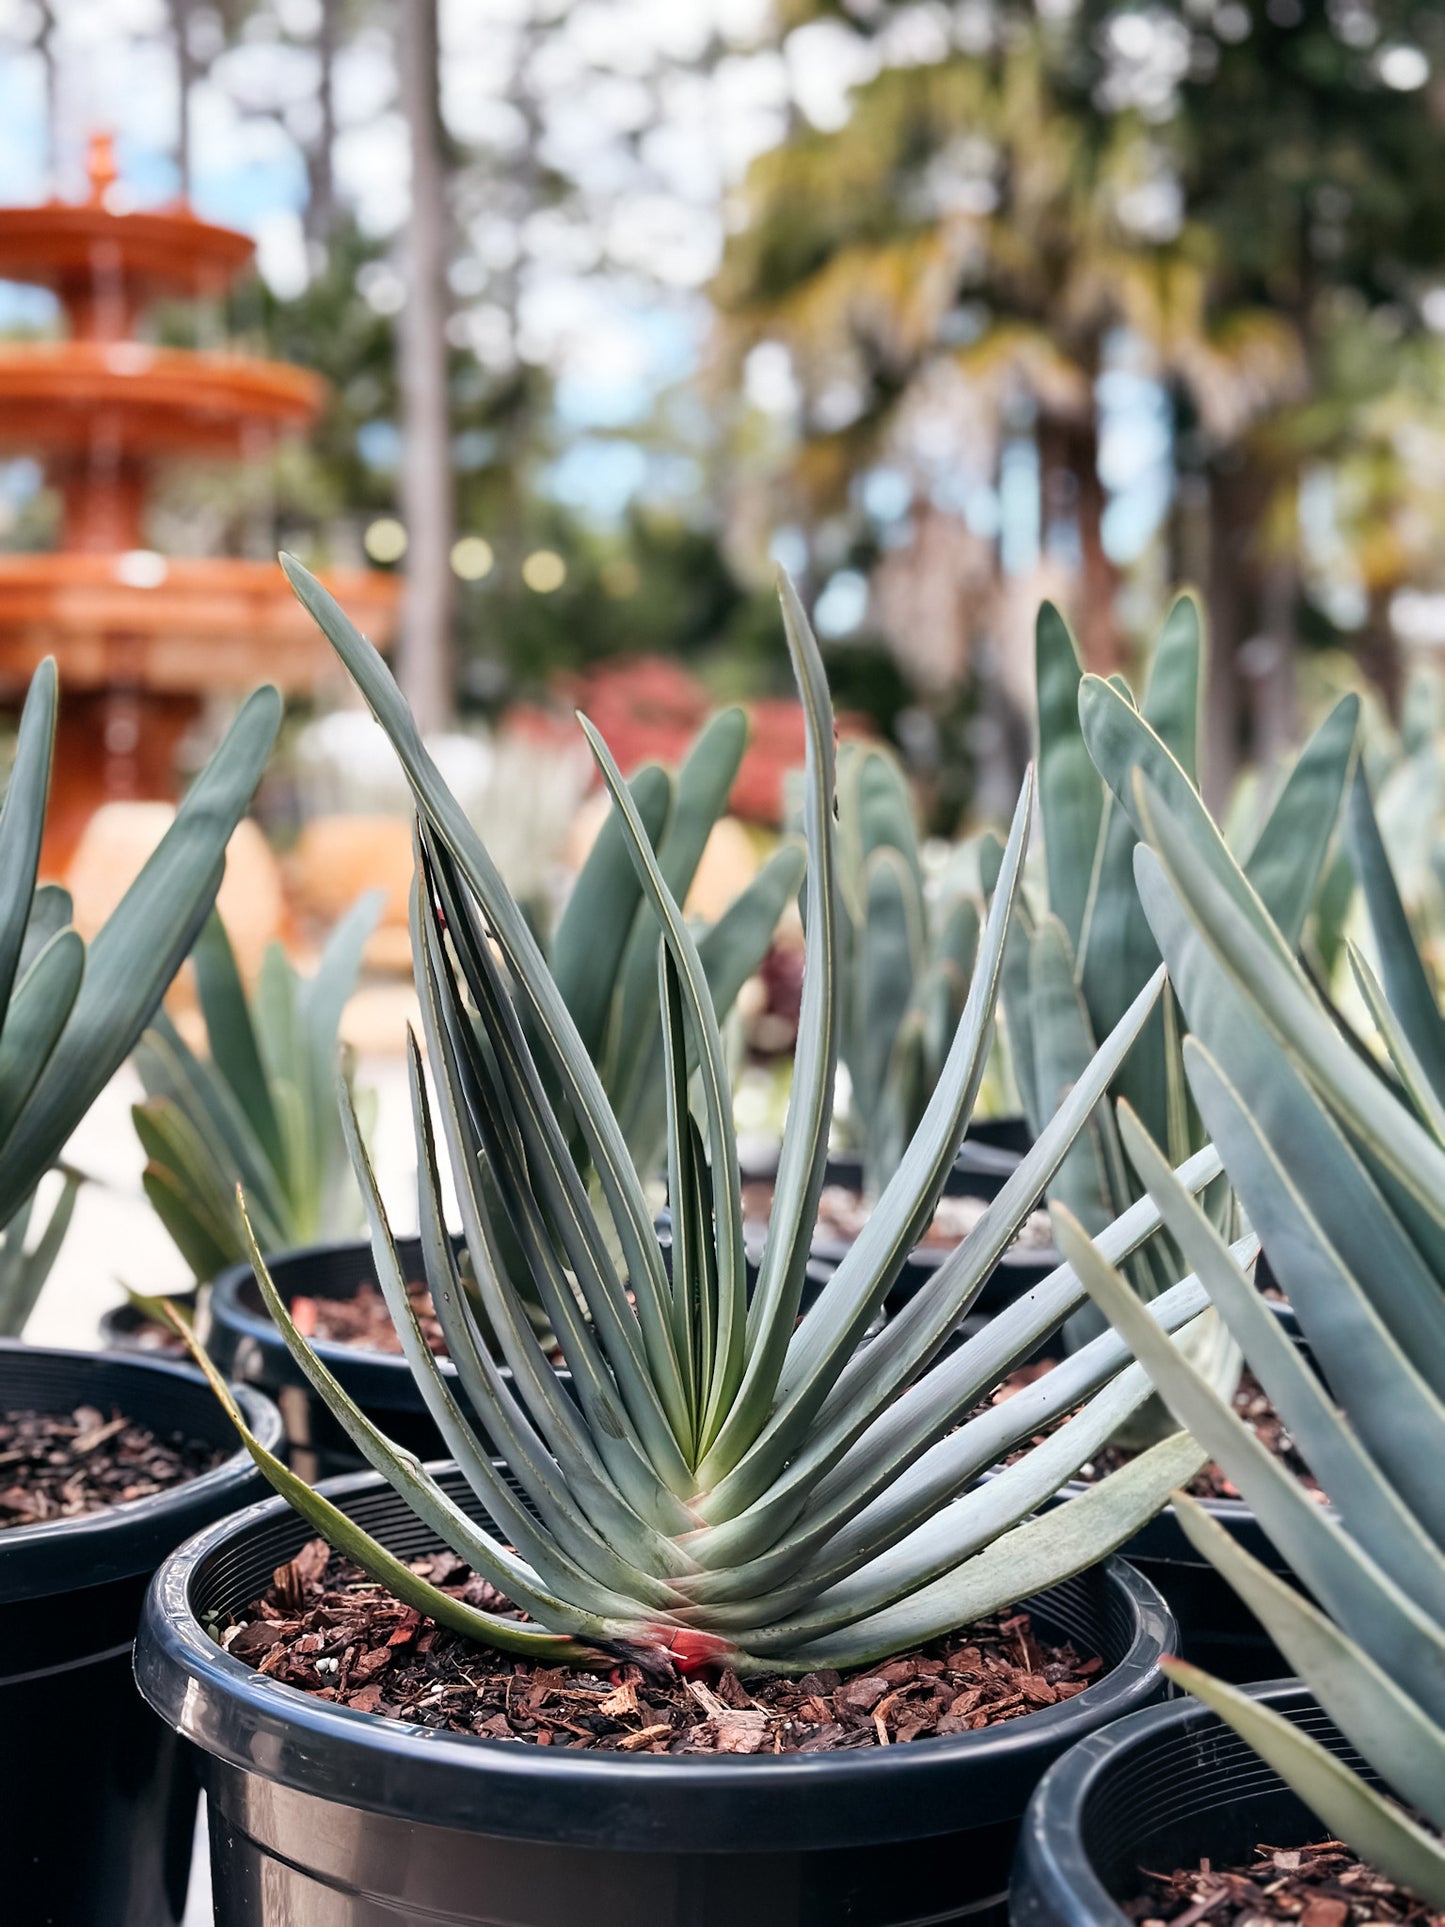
549;707;804;1180
990;597;1357;1296
131;892;382;1284
178;561;1250;1679
1062;680;1445;1906
0;659;281;1335
836;743;980;1194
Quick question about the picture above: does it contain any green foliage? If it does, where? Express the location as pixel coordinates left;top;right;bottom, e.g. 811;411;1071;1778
132;894;382;1283
0;662;281;1335
835;743;980;1192
992;596;1355;1293
548;707;805;1179
1068;683;1445;1907
180;560;1226;1675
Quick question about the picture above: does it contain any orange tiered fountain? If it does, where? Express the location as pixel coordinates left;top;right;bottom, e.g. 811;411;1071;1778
0;135;399;864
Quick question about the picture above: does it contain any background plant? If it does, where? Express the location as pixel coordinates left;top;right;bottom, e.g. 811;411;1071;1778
1057;687;1445;1904
835;742;979;1193
990;594;1357;1299
132;893;382;1285
0;661;280;1335
184;559;1238;1679
547;705;804;1181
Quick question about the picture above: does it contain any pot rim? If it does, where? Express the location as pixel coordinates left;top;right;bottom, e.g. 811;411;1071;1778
136;1463;1177;1854
1013;1679;1310;1927
0;1339;282;1602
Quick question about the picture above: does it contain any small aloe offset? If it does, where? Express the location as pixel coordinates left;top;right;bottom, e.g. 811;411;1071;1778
836;743;980;1194
1070;688;1445;1907
132;892;382;1283
183;561;1232;1678
0;660;281;1335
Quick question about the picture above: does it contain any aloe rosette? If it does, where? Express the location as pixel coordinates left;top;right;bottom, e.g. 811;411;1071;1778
1065;676;1445;1907
0;660;281;1334
182;562;1244;1678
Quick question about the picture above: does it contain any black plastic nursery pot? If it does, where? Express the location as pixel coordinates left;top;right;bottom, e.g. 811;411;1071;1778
209;1236;505;1482
0;1341;281;1927
1010;1682;1374;1927
137;1465;1179;1927
99;1291;200;1358
739;1140;1055;1325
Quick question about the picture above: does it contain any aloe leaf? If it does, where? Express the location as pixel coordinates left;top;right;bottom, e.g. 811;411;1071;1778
341;1064;682;1615
611;707;747;1098
191;913;283;1171
168;1308;606;1664
660;944;701;1431
241;1194;658;1632
421;833;691;1475
0;685;281;1223
1242;695;1359;950
1035;602;1101;953
579;715;748;1448
772;1428;1205;1673
1171;1496;1445;1831
1026;915;1112;1235
1141;593;1204;778
0;928;82;1146
17;884;71;980
404;1020;690;1580
139;1167;237;1286
134;1019;292;1248
1079;676;1297;966
1179;1039;1445;1549
1347;943;1445;1146
699;574;842;1479
691;1146;1225;1576
620;840;806;1173
299;887;383;1168
702;1279;1219;1622
737;1348;1192;1642
0;659;55;1034
420;893;693;1508
0;1168;81;1335
1346;763;1445;1108
1058;1205;1445;1727
856;846;924;1169
1133;816;1445;1406
1118;1100;1445;1616
278;563;678;1430
702;773;1036;1520
1161;1660;1445;1910
553;761;672;1068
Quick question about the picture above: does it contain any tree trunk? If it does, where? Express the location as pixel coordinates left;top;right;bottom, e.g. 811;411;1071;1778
305;0;339;246
168;0;197;200
396;0;455;733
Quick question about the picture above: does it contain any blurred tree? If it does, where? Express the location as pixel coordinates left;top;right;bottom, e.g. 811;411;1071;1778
717;0;1445;793
396;0;455;732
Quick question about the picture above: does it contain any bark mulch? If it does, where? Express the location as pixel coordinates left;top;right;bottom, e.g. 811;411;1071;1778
1126;1838;1445;1927
220;1539;1103;1754
289;1280;445;1357
992;1364;1327;1505
740;1181;1054;1255
0;1405;222;1528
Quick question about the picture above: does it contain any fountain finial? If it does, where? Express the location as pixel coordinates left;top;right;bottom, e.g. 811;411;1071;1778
85;132;119;208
